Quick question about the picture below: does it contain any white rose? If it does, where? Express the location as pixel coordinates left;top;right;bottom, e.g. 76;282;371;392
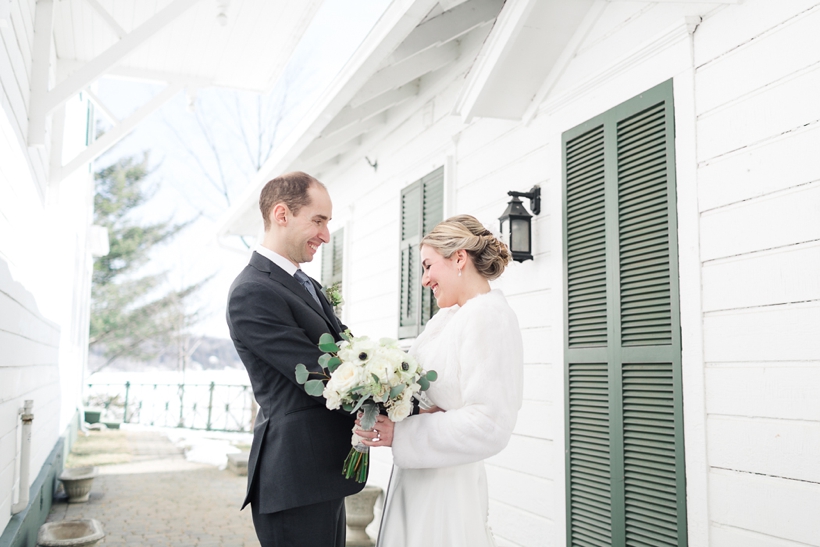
329;361;362;394
323;386;342;410
387;396;413;422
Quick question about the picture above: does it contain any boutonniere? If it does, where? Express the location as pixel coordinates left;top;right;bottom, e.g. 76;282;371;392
324;282;344;313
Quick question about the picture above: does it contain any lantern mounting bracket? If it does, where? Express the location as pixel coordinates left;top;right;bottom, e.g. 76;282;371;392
507;186;540;215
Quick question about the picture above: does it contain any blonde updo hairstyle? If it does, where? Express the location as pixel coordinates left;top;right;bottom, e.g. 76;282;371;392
420;215;511;281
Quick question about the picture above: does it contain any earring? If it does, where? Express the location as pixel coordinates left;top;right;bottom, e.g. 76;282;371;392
458;269;462;277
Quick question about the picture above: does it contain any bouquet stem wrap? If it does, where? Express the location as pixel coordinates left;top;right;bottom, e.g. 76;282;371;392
344;402;378;483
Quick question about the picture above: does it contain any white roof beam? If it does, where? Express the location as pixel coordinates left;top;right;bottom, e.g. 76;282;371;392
304;139;362;170
301;114;386;162
319;27;492;180
83;0;127;39
55;82;184;181
352;40;460;108
522;0;606;124
83;87;120;124
324;82;419;137
58;60;212;87
386;0;502;66
28;0;201;146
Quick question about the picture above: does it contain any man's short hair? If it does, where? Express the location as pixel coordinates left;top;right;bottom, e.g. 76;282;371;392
259;172;325;231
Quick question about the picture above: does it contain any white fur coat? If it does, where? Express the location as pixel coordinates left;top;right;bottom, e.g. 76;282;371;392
391;289;524;469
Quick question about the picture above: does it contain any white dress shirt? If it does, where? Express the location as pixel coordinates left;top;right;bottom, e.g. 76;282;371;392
255;244;298;277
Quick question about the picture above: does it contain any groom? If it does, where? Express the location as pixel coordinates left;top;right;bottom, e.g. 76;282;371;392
226;172;362;547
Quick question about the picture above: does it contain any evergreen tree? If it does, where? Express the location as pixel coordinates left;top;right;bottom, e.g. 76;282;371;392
89;154;205;370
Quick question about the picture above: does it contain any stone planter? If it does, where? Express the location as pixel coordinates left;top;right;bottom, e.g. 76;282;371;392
345;486;382;547
58;467;98;503
37;518;104;547
82;410;102;424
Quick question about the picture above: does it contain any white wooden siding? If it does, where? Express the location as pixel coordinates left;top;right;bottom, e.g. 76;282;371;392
1;1;94;535
0;0;50;197
302;1;820;545
695;1;820;544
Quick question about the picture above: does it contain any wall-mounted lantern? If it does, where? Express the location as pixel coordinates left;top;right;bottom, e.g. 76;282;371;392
498;186;540;262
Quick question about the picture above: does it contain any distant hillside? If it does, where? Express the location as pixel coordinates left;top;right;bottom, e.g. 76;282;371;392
89;336;243;372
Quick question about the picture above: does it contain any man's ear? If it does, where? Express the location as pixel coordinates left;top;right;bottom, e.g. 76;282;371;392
272;203;289;226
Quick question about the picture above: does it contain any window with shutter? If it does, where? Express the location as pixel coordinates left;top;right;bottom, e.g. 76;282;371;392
398;167;444;339
322;228;344;287
562;80;687;547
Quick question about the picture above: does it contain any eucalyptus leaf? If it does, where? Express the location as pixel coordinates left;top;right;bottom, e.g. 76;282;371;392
340;330;352;342
304;379;325;396
389;384;404;399
319;341;340;353
371;373;380;384
327;356;342;372
342;402;354;412
295;364;309;384
350;394;372;415
359;402;378;430
318;333;339;353
425;370;438;382
418;376;430;391
318;354;331;369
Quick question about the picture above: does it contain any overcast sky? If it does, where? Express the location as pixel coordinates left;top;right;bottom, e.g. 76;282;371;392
94;0;392;340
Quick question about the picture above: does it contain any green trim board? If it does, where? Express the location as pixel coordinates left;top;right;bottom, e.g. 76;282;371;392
0;438;65;547
398;167;444;339
562;80;687;547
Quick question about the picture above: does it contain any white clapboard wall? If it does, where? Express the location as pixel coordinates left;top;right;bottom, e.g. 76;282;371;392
318;0;820;546
695;1;820;545
0;0;92;535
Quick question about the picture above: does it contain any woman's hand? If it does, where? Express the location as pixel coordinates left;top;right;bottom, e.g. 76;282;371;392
356;414;394;447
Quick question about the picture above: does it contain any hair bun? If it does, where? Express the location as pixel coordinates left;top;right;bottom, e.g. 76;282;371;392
420;215;511;280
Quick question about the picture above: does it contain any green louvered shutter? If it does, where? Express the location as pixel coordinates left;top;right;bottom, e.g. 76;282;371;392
563;80;687;547
564;123;613;545
420;167;444;327
399;181;422;338
322;228;344;287
398;168;444;338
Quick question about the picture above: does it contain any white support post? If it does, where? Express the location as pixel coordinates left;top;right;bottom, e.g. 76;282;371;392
28;0;201;147
58;82;183;180
48;103;66;190
28;0;56;147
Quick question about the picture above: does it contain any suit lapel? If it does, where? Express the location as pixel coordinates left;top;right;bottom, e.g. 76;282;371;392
250;252;339;334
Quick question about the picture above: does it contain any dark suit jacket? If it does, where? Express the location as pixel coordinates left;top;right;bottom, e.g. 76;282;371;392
226;252;365;514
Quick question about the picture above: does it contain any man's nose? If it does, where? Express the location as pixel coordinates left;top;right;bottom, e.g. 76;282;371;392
319;226;330;243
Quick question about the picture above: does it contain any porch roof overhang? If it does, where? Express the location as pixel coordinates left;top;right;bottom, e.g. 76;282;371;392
216;0;505;239
30;0;322;182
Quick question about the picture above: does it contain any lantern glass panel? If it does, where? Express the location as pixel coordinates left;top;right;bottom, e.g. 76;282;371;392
511;218;530;253
500;217;510;248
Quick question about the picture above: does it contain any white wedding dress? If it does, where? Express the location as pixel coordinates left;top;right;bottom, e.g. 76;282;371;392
377;289;524;547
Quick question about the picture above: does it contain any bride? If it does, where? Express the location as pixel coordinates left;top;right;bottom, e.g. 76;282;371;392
358;214;524;547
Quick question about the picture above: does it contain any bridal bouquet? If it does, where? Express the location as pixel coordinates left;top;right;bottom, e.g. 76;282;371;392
295;332;437;482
